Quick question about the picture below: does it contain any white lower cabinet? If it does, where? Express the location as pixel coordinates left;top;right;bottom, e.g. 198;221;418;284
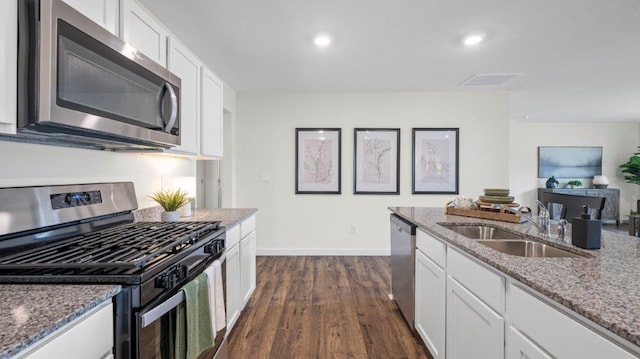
446;276;504;359
415;249;446;359
17;302;113;359
240;230;256;305
506;327;552;359
225;241;241;331
226;215;257;334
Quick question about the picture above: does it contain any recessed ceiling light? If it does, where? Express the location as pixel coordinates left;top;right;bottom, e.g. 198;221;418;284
463;33;485;46
314;35;332;47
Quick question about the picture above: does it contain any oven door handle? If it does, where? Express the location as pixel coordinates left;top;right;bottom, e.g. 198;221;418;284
140;290;185;328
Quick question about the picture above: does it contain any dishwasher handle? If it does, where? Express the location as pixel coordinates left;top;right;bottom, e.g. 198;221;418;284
390;214;416;235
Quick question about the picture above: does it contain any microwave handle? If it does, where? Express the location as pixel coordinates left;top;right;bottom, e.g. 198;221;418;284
159;82;178;133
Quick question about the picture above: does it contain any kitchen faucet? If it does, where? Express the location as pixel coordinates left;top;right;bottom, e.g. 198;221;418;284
521;200;551;236
557;219;569;243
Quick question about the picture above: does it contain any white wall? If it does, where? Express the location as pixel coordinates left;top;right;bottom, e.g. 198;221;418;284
0;141;195;209
236;92;510;255
508;121;640;217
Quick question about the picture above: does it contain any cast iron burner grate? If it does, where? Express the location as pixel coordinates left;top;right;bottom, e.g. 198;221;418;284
0;221;221;271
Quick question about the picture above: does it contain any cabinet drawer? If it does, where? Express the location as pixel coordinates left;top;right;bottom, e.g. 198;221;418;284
508;284;636;359
240;215;256;238
226;224;240;248
416;229;446;268
447;248;505;313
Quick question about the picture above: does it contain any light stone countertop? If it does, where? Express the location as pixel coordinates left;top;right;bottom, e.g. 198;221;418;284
134;206;257;228
0;285;121;359
389;207;640;348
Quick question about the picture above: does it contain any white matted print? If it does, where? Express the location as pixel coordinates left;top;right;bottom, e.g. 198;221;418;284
412;128;459;194
354;128;400;194
296;128;341;194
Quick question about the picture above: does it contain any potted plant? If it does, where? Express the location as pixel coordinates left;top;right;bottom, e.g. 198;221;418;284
149;188;189;222
620;146;640;212
567;180;582;189
620;146;640;185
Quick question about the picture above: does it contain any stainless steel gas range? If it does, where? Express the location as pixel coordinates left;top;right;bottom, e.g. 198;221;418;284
0;182;227;359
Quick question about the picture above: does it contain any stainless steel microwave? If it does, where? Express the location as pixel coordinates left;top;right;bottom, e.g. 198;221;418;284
14;0;181;151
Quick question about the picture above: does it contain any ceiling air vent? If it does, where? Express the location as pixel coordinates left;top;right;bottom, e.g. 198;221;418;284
460;73;521;86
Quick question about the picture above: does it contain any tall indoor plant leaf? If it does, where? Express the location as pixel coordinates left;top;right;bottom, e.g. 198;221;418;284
620;146;640;185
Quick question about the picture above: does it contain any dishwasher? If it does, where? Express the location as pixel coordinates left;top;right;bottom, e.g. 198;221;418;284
390;214;417;327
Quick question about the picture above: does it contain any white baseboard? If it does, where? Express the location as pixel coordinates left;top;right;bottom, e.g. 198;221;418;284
256;248;390;256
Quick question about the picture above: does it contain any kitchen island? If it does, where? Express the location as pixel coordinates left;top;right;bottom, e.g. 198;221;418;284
0;285;121;359
390;206;640;358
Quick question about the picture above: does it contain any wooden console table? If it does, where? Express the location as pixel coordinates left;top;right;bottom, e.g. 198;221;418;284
537;188;620;225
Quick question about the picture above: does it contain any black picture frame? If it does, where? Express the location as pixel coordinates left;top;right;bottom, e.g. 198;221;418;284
353;128;400;195
412;128;459;194
295;128;342;194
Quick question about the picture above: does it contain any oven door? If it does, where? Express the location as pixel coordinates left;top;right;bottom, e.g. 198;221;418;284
136;259;227;359
18;0;181;149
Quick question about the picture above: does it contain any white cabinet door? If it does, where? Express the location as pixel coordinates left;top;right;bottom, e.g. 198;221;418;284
0;0;17;134
446;276;504;359
17;303;113;359
226;243;241;331
62;0;119;35
121;0;167;66
167;37;200;155
415;250;446;359
508;284;637;359
240;230;256;306
200;67;223;158
507;327;552;359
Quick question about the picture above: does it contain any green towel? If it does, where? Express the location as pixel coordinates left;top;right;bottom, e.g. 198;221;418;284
175;273;215;359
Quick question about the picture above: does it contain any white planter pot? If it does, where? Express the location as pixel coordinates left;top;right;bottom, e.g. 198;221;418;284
161;211;180;222
178;203;192;217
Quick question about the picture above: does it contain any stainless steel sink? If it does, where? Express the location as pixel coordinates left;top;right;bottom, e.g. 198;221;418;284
442;225;523;239
477;240;583;258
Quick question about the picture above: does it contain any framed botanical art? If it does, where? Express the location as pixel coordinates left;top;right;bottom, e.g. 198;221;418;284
412;128;459;194
353;128;400;194
295;128;341;194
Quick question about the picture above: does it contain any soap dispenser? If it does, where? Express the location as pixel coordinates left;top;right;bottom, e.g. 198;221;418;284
571;205;601;249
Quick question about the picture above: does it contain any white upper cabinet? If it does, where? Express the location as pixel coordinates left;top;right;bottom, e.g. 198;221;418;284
167;37;200;155
120;0;168;66
200;67;224;158
62;0;119;35
0;0;17;134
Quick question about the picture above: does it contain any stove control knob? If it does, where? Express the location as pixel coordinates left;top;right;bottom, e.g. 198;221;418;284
176;264;188;280
155;273;171;289
204;241;216;254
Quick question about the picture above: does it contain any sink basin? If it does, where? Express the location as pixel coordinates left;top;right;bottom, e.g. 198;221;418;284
477;240;583;258
442;225;523;240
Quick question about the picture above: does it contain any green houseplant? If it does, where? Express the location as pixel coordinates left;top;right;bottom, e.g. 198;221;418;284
567;180;582;189
149;188;189;222
620;146;640;185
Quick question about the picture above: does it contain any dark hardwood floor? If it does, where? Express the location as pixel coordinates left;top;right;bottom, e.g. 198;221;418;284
228;256;432;359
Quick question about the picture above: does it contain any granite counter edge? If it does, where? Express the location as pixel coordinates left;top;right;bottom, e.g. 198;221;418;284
0;286;121;359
